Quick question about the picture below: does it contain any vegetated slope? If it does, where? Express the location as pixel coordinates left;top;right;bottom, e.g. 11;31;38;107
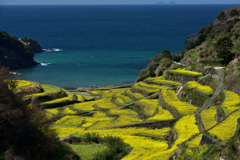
5;6;240;160
14;63;239;160
0;67;79;160
0;31;41;69
137;6;240;84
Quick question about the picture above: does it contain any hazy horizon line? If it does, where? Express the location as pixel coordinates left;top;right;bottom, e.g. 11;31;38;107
0;3;238;5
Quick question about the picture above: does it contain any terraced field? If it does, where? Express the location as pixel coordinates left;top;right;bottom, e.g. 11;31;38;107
16;67;240;160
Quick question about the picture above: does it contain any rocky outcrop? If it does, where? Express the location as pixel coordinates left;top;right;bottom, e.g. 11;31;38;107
0;31;39;69
19;37;43;52
136;50;181;82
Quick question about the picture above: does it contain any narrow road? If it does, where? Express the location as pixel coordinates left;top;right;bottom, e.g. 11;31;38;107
194;68;224;115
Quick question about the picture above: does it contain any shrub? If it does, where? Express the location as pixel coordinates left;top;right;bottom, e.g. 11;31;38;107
217;11;225;20
0;67;72;160
215;37;234;65
230;9;239;17
83;133;102;144
93;135;131;160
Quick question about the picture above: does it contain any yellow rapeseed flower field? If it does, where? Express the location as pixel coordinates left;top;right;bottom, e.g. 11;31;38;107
147;107;175;121
161;90;198;115
186;134;203;148
74;101;96;111
15;80;32;89
108;109;138;116
132;82;168;95
201;107;217;130
169;68;202;76
78;127;171;160
45;108;59;115
186;81;213;95
125;89;144;100
209;109;240;141
222;90;240;114
135;99;159;116
145;76;182;86
174;115;200;145
62;107;78;115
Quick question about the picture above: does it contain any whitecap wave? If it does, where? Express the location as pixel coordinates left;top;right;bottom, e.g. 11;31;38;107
40;63;51;66
52;48;62;52
10;72;21;76
43;48;63;52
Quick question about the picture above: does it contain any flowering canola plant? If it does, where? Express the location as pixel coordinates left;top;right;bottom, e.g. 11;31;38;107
45;108;59;115
186;81;213;95
89;89;117;98
62;107;78;115
186;134;203;148
125;89;144;100
53;126;85;138
89;90;110;95
209;109;240;141
88;114;141;130
108;109;138;116
145;115;200;160
55;115;86;126
94;98;118;109
147;107;175;121
222;90;240;114
74;101;96;111
132;82;168;95
174;115;200;145
41;96;71;105
15;80;32;89
201;106;217;130
161;90;198;115
24;84;62;98
145;76;182;86
77;127;171;160
135;99;159;116
112;93;133;106
169;68;202;77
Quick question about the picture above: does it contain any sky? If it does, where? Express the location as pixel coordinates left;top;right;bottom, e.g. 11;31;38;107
0;0;239;5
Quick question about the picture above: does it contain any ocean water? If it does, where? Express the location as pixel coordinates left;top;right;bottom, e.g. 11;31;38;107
0;5;233;87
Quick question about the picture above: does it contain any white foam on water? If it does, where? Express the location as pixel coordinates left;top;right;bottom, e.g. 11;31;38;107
40;63;51;66
10;72;21;75
52;48;63;52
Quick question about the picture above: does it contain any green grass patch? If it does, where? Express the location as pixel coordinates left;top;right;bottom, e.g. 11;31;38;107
25;84;62;98
71;144;107;160
185;49;198;59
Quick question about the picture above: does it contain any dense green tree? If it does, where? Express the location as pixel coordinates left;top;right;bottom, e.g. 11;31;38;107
161;50;171;58
184;33;198;49
0;67;75;160
230;9;239;17
215;37;234;65
217;11;226;20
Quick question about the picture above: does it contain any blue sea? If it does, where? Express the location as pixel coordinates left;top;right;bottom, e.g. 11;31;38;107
0;5;234;87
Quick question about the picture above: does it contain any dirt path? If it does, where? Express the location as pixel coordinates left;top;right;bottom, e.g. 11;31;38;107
194;68;224;115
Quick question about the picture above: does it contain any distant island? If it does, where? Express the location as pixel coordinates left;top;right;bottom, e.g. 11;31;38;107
156;1;176;5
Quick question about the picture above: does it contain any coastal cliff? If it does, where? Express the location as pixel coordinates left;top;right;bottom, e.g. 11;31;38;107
19;37;43;53
0;31;39;69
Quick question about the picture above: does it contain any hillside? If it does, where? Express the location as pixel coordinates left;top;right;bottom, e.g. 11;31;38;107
12;64;240;159
2;6;240;160
137;6;240;85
